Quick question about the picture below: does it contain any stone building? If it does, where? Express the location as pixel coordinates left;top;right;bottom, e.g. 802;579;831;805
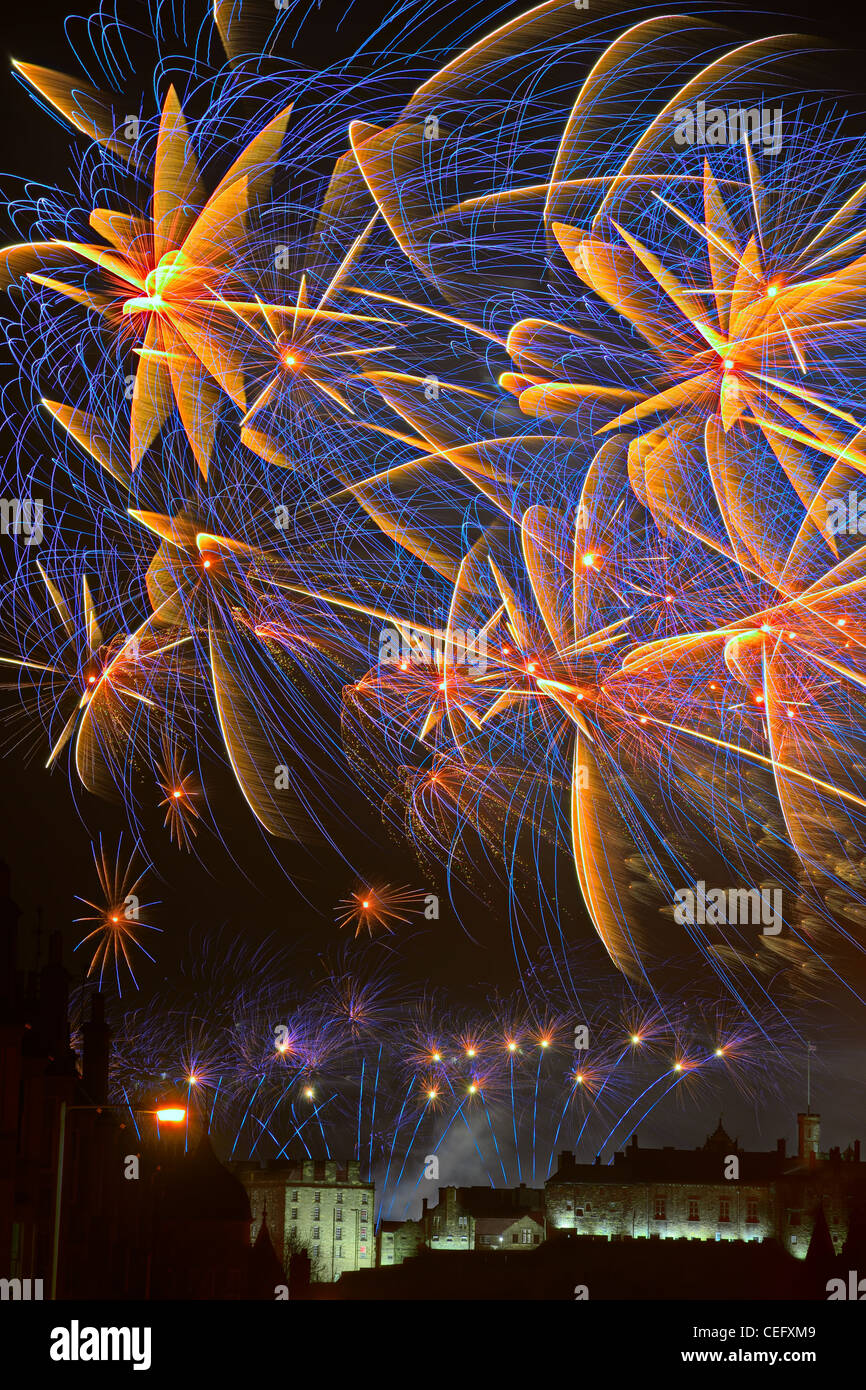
546;1114;865;1257
420;1183;544;1256
377;1218;424;1266
233;1158;375;1282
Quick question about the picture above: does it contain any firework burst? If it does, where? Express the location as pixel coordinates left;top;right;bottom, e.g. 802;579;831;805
74;836;161;992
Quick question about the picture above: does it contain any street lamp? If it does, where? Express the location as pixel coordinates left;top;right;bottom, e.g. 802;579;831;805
51;1100;186;1300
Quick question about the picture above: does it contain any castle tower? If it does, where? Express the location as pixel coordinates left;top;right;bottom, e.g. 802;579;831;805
798;1112;820;1161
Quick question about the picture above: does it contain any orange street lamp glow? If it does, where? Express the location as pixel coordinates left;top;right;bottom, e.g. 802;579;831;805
156;1107;186;1123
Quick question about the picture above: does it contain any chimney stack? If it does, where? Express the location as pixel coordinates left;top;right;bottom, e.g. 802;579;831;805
81;991;111;1103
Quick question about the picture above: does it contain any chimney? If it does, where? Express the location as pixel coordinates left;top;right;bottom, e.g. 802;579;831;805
81;991;111;1102
0;860;21;1018
798;1112;820;1161
39;930;73;1071
776;1137;786;1157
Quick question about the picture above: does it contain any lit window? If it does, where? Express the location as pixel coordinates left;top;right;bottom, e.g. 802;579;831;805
291;1208;298;1220
719;1199;731;1223
654;1197;667;1221
688;1200;699;1222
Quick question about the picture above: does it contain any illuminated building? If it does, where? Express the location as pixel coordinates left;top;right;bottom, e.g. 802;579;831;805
546;1114;865;1257
233;1159;375;1282
421;1185;545;1255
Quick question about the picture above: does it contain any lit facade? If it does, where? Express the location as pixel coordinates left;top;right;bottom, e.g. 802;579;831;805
234;1159;375;1283
546;1116;865;1258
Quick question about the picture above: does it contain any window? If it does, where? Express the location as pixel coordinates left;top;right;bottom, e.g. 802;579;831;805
585;1203;592;1213
335;1227;342;1240
746;1200;758;1225
335;1193;343;1203
653;1197;667;1221
521;1229;533;1244
719;1199;731;1223
533;1236;540;1245
291;1191;298;1202
458;1215;468;1228
291;1208;298;1221
312;1207;320;1220
361;1194;369;1205
312;1245;320;1258
360;1211;368;1224
313;1227;320;1240
313;1192;321;1201
688;1200;699;1222
512;1234;519;1244
337;1246;343;1259
432;1216;440;1233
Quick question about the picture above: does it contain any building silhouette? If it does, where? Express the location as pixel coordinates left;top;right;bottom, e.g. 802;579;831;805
0;862;285;1299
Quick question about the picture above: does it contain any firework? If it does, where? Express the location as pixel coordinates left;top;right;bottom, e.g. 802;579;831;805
335;883;428;938
0;0;865;1018
74;836;161;992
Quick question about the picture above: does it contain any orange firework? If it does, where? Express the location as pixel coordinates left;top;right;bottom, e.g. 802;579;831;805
335;882;427;938
156;733;201;850
75;837;161;992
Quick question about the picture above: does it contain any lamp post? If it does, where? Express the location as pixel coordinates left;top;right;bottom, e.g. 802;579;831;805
50;1100;186;1300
